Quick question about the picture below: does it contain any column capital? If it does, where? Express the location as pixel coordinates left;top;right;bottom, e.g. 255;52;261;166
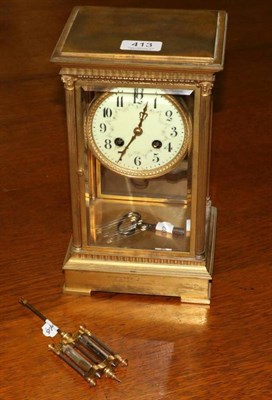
61;75;77;91
198;81;214;97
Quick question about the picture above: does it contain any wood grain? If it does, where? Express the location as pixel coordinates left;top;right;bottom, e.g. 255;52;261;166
1;1;271;399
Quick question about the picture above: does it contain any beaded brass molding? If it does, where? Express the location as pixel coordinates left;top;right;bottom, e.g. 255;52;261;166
60;68;215;87
70;250;206;267
61;72;214;99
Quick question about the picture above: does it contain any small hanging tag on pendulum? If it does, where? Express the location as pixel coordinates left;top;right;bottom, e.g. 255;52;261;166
42;319;59;337
19;298;128;388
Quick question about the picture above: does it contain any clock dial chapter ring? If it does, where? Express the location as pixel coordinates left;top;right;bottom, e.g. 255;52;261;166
86;90;192;179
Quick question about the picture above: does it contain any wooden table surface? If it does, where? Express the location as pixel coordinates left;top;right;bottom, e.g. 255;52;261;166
1;1;271;399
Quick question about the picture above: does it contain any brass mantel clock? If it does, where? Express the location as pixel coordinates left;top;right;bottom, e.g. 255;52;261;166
51;6;227;304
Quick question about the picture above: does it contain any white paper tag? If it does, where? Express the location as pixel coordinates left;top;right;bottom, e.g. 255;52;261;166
42;319;59;337
120;40;163;52
156;221;174;234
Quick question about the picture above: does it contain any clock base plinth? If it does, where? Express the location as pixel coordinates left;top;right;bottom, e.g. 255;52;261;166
62;207;217;305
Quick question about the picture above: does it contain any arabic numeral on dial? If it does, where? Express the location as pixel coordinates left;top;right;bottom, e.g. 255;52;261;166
104;139;112;149
116;96;124;107
164;142;173;152
103;107;112;118
152;153;160;163
165;110;173;121
134;156;142;166
170;127;178;137
100;123;107;133
133;88;144;104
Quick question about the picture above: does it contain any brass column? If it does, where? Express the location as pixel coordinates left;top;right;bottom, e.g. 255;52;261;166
195;81;214;258
61;75;82;249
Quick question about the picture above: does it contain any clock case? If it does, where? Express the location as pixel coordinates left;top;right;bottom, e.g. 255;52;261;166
51;6;227;304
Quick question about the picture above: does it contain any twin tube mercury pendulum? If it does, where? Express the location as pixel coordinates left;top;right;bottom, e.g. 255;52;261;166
19;298;127;387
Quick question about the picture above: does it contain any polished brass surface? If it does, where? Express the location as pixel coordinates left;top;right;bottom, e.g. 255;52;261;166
51;6;227;303
2;1;271;398
63;206;216;304
51;7;227;71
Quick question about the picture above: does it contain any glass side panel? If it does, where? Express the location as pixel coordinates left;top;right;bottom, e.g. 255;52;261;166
99;160;189;202
88;198;190;252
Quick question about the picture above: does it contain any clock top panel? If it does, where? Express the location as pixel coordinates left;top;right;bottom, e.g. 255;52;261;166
51;6;227;72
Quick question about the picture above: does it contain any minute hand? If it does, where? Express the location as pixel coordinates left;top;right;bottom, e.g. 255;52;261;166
117;134;137;162
117;103;148;163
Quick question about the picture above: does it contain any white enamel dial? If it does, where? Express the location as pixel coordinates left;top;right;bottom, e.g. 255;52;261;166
86;89;191;178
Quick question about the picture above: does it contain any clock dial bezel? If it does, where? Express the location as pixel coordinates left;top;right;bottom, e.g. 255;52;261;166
86;90;192;179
